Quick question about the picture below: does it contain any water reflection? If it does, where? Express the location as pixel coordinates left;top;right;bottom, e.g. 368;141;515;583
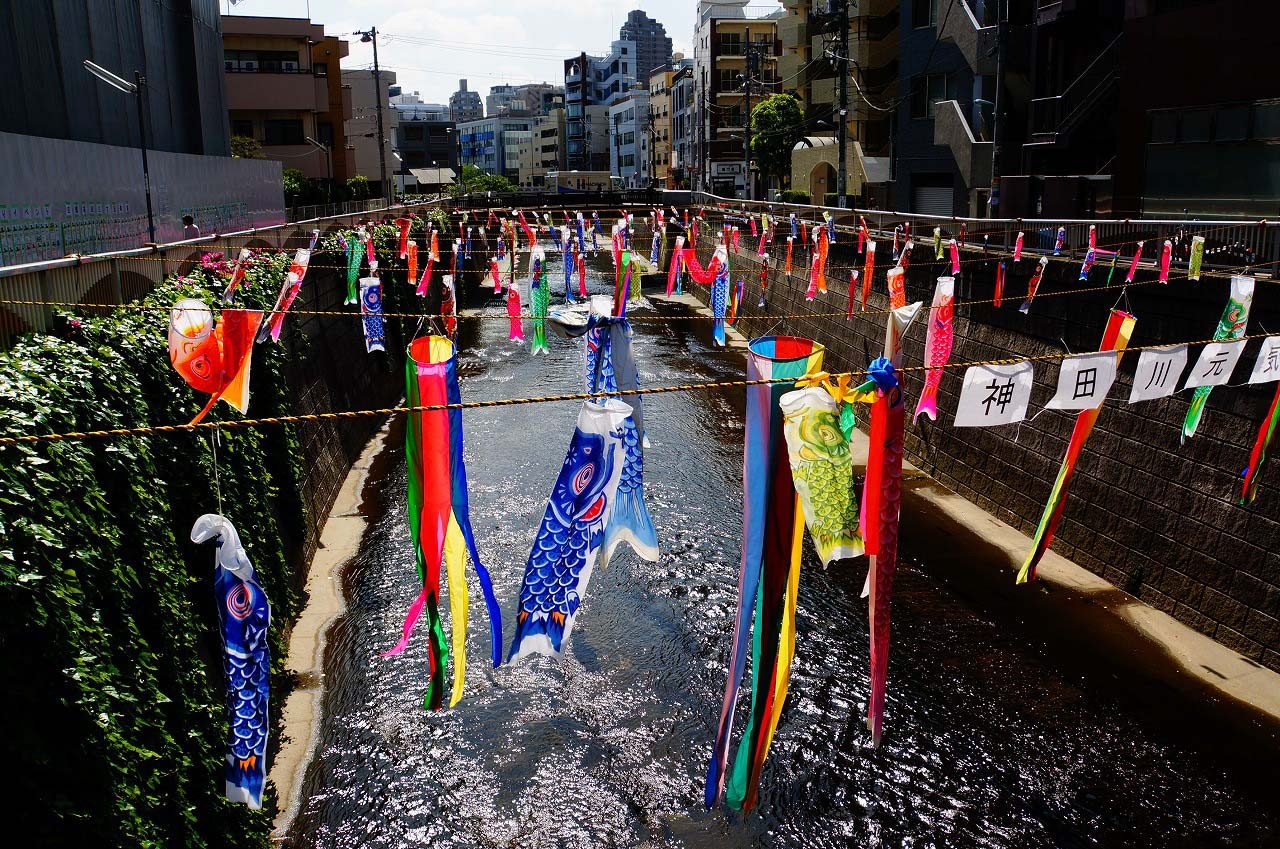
288;255;1280;848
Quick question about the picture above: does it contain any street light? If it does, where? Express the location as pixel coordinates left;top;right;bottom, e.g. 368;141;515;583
304;136;332;202
84;59;156;243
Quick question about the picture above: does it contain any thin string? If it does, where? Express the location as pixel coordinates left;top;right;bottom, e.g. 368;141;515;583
3;330;1278;447
210;425;223;515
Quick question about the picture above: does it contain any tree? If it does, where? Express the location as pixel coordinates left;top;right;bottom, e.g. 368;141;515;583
230;135;264;159
282;169;323;205
454;163;517;196
750;93;804;185
346;175;371;200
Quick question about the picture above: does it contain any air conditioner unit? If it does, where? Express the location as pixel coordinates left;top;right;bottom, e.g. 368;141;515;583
282;60;298;72
240;60;259;72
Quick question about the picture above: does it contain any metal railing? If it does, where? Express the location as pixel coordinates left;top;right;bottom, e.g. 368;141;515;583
0;202;416;348
1029;34;1121;137
285;199;386;222
689;191;1280;275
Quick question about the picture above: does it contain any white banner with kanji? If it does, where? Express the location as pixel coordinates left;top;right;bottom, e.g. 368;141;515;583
954;362;1035;427
1046;351;1118;411
1247;336;1280;384
1184;340;1247;389
1128;345;1188;403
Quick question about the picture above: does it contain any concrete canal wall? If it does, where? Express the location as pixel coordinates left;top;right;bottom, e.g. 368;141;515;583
679;233;1280;671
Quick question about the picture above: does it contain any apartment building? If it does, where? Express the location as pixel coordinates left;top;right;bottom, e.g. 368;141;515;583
609;86;650;188
619;9;675;83
777;0;897;205
450;79;484;123
692;0;781;198
563;39;640;170
458;116;535;179
224;16;353;182
670;63;696;189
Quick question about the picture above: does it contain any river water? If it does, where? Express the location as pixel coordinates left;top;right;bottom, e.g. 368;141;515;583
286;256;1280;848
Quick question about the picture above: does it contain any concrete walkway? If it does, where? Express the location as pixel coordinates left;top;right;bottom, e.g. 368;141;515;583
270;424;392;838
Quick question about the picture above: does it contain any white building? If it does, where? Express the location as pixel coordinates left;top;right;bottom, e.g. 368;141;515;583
390;90;450;122
609;87;649;188
457;116;535;179
344;68;399;194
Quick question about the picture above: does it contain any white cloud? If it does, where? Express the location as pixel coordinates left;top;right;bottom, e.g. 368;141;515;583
229;0;707;104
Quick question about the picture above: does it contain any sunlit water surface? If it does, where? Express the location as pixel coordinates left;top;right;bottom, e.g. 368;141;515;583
288;256;1280;849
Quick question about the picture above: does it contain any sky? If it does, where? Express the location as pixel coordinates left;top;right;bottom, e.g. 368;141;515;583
223;0;764;105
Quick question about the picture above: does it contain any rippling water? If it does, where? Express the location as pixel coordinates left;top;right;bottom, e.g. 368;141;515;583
287;256;1280;848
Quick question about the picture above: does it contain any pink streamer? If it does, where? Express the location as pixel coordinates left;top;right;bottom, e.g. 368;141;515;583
1126;241;1145;283
416;259;433;297
380;586;429;657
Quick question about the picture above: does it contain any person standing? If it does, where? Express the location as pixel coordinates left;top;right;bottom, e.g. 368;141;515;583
182;214;200;240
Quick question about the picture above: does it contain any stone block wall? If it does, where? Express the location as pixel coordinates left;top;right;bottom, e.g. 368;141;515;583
279;262;410;580
676;227;1280;669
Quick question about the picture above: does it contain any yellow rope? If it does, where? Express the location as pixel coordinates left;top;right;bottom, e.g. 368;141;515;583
1;331;1273;447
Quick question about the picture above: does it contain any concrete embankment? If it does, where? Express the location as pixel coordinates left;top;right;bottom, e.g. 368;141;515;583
662;286;1280;734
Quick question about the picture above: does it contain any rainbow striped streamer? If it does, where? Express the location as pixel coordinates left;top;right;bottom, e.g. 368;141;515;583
383;336;502;709
709;336;824;813
1019;309;1136;583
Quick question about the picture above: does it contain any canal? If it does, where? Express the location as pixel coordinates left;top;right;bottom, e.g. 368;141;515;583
286;254;1280;848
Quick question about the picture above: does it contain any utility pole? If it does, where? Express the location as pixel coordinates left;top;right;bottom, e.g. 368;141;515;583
836;0;850;208
988;0;1007;217
359;28;390;205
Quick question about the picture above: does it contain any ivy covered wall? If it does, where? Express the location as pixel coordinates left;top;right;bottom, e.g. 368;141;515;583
0;221;429;848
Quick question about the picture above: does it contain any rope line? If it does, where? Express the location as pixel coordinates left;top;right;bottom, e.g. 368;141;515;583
0;259;1266;323
2;331;1274;447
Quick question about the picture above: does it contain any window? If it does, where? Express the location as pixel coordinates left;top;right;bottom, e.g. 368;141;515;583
231;119;254;138
314;62;328;77
913;0;939;28
263;119;304;145
1255;102;1280;139
1180;109;1212;142
1215;105;1249;141
718;69;738;90
225;49;300;72
910;73;957;119
1149;110;1178;143
317;122;333;146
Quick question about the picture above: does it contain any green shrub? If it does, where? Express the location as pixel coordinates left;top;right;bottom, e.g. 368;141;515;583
778;190;810;204
0;235;422;847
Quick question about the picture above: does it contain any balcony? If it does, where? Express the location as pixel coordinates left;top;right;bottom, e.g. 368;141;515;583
225;71;322;112
933;99;991;189
779;16;808;48
777;52;809;86
1026;35;1121;143
810;75;835;105
938;0;997;76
